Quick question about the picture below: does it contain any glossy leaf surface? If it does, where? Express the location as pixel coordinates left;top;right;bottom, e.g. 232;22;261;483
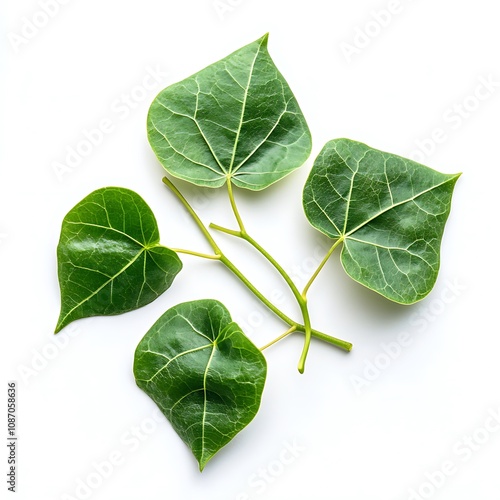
147;34;311;190
134;300;267;470
55;187;182;332
303;139;460;304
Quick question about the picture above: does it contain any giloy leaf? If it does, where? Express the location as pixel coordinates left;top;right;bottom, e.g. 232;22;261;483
134;299;267;470
303;139;460;304
55;187;182;332
147;33;312;190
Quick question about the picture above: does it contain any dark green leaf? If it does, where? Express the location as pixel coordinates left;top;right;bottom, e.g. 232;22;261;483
147;34;312;190
55;187;182;332
303;139;460;304
134;299;267;470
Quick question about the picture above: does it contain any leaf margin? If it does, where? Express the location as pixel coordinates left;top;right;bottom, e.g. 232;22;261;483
133;298;267;471
55;186;182;333
303;138;461;304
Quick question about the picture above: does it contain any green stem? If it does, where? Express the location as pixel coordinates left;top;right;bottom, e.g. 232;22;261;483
245;233;302;301
162;177;222;256
241;233;314;370
220;182;317;373
211;223;307;304
162;176;352;354
171;248;221;260
218;255;292;326
221;254;350;351
211;223;315;372
209;224;240;237
302;237;344;297
260;326;296;351
227;177;246;233
310;329;352;351
296;300;312;373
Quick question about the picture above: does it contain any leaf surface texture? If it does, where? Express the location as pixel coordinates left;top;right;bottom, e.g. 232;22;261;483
134;299;267;470
55;187;182;332
147;34;311;190
303;139;460;303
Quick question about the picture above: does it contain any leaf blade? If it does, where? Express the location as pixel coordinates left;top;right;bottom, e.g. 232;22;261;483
303;139;460;304
147;34;312;190
55;187;182;332
134;300;267;470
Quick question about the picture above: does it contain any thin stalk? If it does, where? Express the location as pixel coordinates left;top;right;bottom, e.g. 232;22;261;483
260;326;296;351
209;224;240;237
243;232;314;371
302;237;344;297
162;177;222;256
227;177;246;233
171;249;221;260
297;299;312;373
245;234;302;300
310;329;352;351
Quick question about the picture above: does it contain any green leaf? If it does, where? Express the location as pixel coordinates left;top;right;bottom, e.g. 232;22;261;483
303;139;460;304
55;187;182;332
133;299;267;470
147;33;312;190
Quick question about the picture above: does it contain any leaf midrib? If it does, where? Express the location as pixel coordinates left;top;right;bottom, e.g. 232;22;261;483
342;176;455;239
200;344;217;467
227;37;265;176
141;314;223;467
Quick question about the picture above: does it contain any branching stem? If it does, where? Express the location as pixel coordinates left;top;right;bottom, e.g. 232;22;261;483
211;222;315;372
211;181;319;372
162;176;352;358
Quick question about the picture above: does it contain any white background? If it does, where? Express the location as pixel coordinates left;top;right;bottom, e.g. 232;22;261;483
2;1;499;499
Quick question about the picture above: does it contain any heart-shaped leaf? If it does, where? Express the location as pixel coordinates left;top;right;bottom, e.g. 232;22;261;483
147;33;312;190
134;299;267;470
55;187;182;332
303;139;460;304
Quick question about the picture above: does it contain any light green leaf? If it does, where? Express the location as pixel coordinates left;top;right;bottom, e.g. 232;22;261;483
147;33;312;190
303;139;460;304
133;299;267;471
55;187;182;332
